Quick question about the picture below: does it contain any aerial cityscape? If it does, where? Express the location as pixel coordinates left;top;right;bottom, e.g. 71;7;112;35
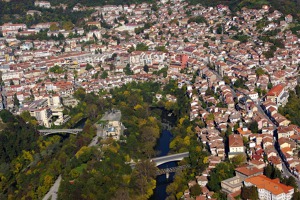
0;0;300;199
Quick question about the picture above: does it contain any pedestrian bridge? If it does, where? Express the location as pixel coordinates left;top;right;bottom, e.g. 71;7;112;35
151;152;189;167
38;129;83;136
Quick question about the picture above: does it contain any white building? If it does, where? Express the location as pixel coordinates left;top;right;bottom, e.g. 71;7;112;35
34;1;51;8
248;91;259;101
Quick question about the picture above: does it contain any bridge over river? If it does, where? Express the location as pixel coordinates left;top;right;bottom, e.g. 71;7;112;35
38;129;83;136
150;152;189;167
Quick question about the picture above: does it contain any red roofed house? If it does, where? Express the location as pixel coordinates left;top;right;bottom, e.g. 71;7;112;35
265;84;289;106
228;134;245;159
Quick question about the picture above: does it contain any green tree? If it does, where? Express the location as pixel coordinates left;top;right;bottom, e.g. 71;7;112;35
188;16;207;24
231;154;246;167
130;159;157;199
292;191;300;200
101;71;108;79
124;64;133;75
136;43;148;51
74;88;86;101
255;67;265;77
128;46;135;53
143;65;149;73
50;23;59;31
62;21;74;31
203;41;209;48
264;164;282;179
207;162;235;192
13;93;20;107
190;184;202;197
85;63;94;71
268;82;273;89
155;45;168;52
241;186;259;200
247;121;259;133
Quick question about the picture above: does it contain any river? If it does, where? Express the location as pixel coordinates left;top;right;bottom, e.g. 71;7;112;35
150;129;177;200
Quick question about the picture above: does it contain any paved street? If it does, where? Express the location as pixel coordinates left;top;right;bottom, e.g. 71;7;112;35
88;124;104;147
42;175;61;200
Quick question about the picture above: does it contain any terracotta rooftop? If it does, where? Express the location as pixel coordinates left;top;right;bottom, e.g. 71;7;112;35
267;84;284;97
229;134;243;147
235;165;263;176
245;175;293;195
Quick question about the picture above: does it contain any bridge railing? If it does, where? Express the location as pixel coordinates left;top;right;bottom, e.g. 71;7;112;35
38;129;83;136
156;164;190;175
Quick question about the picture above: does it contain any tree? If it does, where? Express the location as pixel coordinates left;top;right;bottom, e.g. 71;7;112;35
263;50;274;59
263;164;282;179
136;43;148;51
124;64;133;75
282;176;298;190
85;63;94;71
128;46;135;53
74;88;86;101
155;46;168;52
50;23;59;31
230;154;246;167
143;65;149;73
203;41;209;48
13;93;20;107
241;186;259;200
130;160;157;199
190;184;202;197
223;76;231;85
268;82;273;89
101;71;108;79
292;191;300;200
188;16;207;24
151;3;158;11
255;67;265;76
62;21;74;31
207;162;235;192
247;121;258;133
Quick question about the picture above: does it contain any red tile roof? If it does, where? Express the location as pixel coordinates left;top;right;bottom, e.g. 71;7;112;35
245;175;293;195
267;84;284;97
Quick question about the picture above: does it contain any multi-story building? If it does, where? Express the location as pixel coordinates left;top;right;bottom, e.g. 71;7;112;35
244;175;294;200
0;23;27;31
104;121;123;140
228;134;245;159
34;1;51;8
265;84;289;106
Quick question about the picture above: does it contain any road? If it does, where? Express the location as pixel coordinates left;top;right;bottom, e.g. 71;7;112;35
43;123;104;199
88;124;104;147
42;175;61;200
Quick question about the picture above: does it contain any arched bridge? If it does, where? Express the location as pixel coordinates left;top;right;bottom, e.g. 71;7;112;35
38;129;83;136
151;152;189;167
